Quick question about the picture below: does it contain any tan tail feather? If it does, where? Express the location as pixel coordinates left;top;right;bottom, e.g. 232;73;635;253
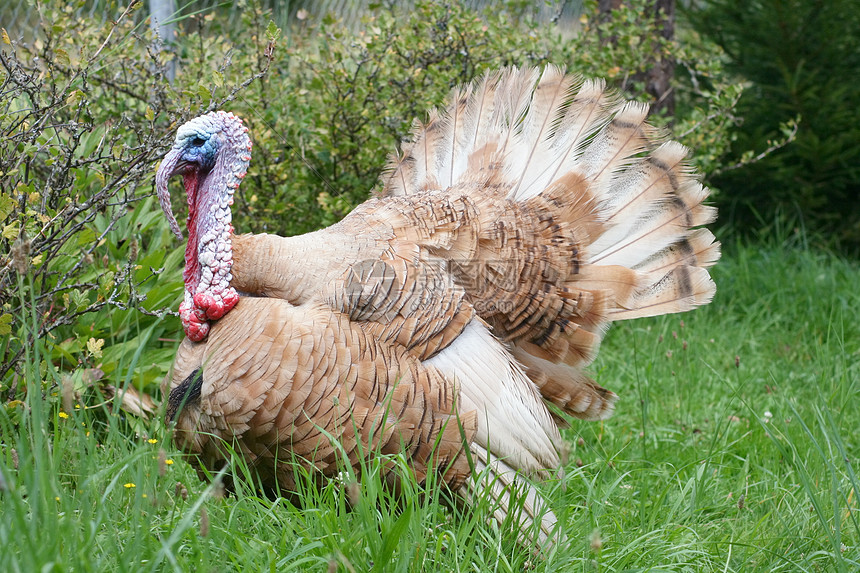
589;196;716;269
610;265;716;321
492;67;541;163
634;228;721;276
512;346;617;421
601;141;690;225
579;101;653;194
510;66;578;198
539;78;616;192
569;264;642;309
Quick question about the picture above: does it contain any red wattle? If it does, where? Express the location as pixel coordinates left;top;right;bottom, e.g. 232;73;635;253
180;300;210;342
192;287;239;320
222;288;239;310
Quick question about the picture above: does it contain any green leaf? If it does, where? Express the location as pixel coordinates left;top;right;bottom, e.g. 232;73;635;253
0;313;11;336
68;289;91;312
2;221;19;240
0;193;15;222
144;106;155;121
66;89;84;107
265;20;281;42
212;71;224;88
55;48;70;67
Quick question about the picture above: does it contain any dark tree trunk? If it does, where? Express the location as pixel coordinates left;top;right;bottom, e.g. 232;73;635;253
648;0;675;116
598;0;624;12
598;0;676;117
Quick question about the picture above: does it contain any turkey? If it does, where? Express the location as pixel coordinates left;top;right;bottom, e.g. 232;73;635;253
156;66;720;546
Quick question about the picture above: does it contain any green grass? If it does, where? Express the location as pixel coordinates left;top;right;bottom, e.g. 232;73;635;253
1;241;858;572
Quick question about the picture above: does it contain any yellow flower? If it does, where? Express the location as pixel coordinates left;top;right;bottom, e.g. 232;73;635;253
147;438;158;444
165;459;174;466
55;496;60;501
124;483;136;489
58;411;69;419
142;494;148;499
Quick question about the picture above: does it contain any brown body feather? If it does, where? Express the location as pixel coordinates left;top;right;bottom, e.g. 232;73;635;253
166;297;477;492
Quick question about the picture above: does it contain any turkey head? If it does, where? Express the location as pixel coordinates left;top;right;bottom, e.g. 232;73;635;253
156;111;251;341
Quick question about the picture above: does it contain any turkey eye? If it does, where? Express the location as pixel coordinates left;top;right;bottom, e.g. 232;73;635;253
190;137;206;147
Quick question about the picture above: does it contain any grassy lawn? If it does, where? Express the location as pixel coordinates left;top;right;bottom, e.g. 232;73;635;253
1;240;858;572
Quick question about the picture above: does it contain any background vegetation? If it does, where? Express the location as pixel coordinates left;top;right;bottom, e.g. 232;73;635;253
687;0;860;251
1;0;858;570
0;0;744;405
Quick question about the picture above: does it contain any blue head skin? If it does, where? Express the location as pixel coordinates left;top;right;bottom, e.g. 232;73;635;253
156;111;251;239
178;132;218;172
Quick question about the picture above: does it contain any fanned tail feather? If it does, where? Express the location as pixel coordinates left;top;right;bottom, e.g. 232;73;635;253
634;228;721;275
509;66;577;199
578;101;654;199
492;67;541;167
383;62;719;403
611;265;716;321
381;65;719;544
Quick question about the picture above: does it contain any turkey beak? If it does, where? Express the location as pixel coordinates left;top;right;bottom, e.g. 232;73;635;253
156;147;186;240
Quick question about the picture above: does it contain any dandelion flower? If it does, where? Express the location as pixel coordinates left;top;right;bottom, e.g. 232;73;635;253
58;412;69;419
124;483;136;489
147;438;158;444
165;459;174;466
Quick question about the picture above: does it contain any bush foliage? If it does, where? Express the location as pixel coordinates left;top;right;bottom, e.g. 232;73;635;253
241;0;742;232
0;0;738;407
0;1;276;400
